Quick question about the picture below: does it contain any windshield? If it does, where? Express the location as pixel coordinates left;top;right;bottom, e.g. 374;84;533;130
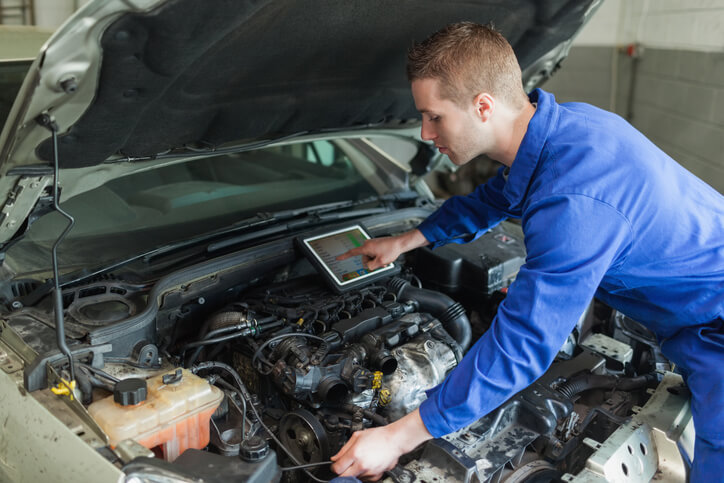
6;136;412;276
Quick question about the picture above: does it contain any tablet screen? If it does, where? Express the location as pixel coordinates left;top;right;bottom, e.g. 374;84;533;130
302;225;395;287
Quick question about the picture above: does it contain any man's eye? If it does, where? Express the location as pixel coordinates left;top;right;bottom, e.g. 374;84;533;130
429;116;440;122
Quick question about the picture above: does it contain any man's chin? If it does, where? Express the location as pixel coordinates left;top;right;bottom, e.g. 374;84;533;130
449;153;473;166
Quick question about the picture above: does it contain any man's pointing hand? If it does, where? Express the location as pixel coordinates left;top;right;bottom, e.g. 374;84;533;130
336;229;430;271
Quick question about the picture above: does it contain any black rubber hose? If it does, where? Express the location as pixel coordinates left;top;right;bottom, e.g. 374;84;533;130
79;363;120;383
185;319;283;350
556;373;656;399
190;311;248;362
186;316;281;366
340;403;388;427
207;311;247;330
191;361;249;443
76;366;115;402
88;373;115;392
388;278;472;351
196;310;258;343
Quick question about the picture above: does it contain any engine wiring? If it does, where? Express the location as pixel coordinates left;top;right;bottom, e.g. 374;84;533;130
279;460;334;471
191;361;332;483
79;363;121;383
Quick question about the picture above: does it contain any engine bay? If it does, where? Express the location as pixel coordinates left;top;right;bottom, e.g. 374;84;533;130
0;216;693;482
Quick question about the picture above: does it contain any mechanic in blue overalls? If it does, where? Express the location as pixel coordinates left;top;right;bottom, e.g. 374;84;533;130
331;22;723;482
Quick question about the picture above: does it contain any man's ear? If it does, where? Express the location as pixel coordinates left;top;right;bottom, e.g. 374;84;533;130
473;93;495;122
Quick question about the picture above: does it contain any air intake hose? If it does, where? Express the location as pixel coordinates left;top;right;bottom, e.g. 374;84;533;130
387;277;472;351
556;373;657;400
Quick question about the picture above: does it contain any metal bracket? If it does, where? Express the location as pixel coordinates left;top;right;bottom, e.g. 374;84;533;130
0;174;53;246
580;332;633;370
23;343;112;392
561;372;693;482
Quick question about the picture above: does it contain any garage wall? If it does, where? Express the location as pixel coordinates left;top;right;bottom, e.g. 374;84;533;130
32;0;91;29
544;0;724;194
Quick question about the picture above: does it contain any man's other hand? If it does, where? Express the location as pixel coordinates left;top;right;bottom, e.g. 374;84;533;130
330;409;433;481
336;229;429;271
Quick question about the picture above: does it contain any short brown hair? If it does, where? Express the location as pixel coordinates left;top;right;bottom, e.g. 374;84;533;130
407;22;528;108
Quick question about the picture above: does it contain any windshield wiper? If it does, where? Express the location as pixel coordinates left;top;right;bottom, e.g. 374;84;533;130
238;190;419;224
46;191;421;290
206;206;389;253
177;190;420;255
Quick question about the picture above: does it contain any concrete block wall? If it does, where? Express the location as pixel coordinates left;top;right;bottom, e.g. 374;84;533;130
544;0;724;193
0;0;91;28
0;0;21;25
34;0;92;29
630;49;724;191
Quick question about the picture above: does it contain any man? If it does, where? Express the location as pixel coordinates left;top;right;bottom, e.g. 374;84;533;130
330;22;724;481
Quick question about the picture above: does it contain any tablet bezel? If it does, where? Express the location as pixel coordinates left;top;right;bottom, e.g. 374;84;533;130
299;224;397;292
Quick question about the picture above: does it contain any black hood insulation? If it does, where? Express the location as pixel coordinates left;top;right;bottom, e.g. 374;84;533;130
37;0;596;168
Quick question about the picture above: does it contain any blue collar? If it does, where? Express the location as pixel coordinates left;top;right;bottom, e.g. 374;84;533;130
502;88;559;210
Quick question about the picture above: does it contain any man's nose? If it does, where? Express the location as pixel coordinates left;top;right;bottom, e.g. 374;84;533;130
420;119;436;141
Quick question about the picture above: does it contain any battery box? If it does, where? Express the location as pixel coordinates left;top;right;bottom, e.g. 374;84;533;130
411;222;525;295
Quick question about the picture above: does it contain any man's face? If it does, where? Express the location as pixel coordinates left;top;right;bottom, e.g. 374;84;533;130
411;78;490;166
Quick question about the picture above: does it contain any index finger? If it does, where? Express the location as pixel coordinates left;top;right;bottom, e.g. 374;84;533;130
336;245;365;261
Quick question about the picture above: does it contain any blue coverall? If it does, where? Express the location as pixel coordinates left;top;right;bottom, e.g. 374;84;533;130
416;89;724;481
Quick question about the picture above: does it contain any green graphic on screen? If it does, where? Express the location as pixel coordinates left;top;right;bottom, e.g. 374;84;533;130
307;228;376;283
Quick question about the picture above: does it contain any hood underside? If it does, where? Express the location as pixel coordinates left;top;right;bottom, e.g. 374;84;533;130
25;0;598;169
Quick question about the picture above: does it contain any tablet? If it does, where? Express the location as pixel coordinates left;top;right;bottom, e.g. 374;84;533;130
298;225;398;293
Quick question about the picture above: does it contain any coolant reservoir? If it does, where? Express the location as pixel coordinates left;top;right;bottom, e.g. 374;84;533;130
88;368;224;461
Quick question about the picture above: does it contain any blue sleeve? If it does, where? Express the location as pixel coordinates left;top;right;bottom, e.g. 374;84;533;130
418;194;632;436
417;168;517;248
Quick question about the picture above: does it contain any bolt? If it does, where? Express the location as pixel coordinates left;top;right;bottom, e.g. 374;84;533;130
59;76;78;94
459;433;474;443
197;297;205;305
10;301;23;310
397;474;412;483
298;433;310;446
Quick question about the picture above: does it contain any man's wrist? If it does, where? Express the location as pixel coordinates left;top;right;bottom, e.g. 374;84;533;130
389;408;433;454
399;229;429;253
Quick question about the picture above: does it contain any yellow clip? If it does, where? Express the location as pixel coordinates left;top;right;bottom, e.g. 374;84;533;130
297;318;305;326
379;388;391;406
51;378;76;401
372;371;383;389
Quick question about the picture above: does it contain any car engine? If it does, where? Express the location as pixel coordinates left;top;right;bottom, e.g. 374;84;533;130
1;219;692;483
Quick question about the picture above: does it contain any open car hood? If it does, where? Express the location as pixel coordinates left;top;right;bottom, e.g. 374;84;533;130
0;0;600;252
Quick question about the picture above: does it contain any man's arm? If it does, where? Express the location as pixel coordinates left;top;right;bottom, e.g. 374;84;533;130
420;194;632;434
332;194;632;479
339;168;513;268
418;167;516;247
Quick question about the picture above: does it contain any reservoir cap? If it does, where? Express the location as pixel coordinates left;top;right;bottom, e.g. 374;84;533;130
114;378;148;406
240;435;269;461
